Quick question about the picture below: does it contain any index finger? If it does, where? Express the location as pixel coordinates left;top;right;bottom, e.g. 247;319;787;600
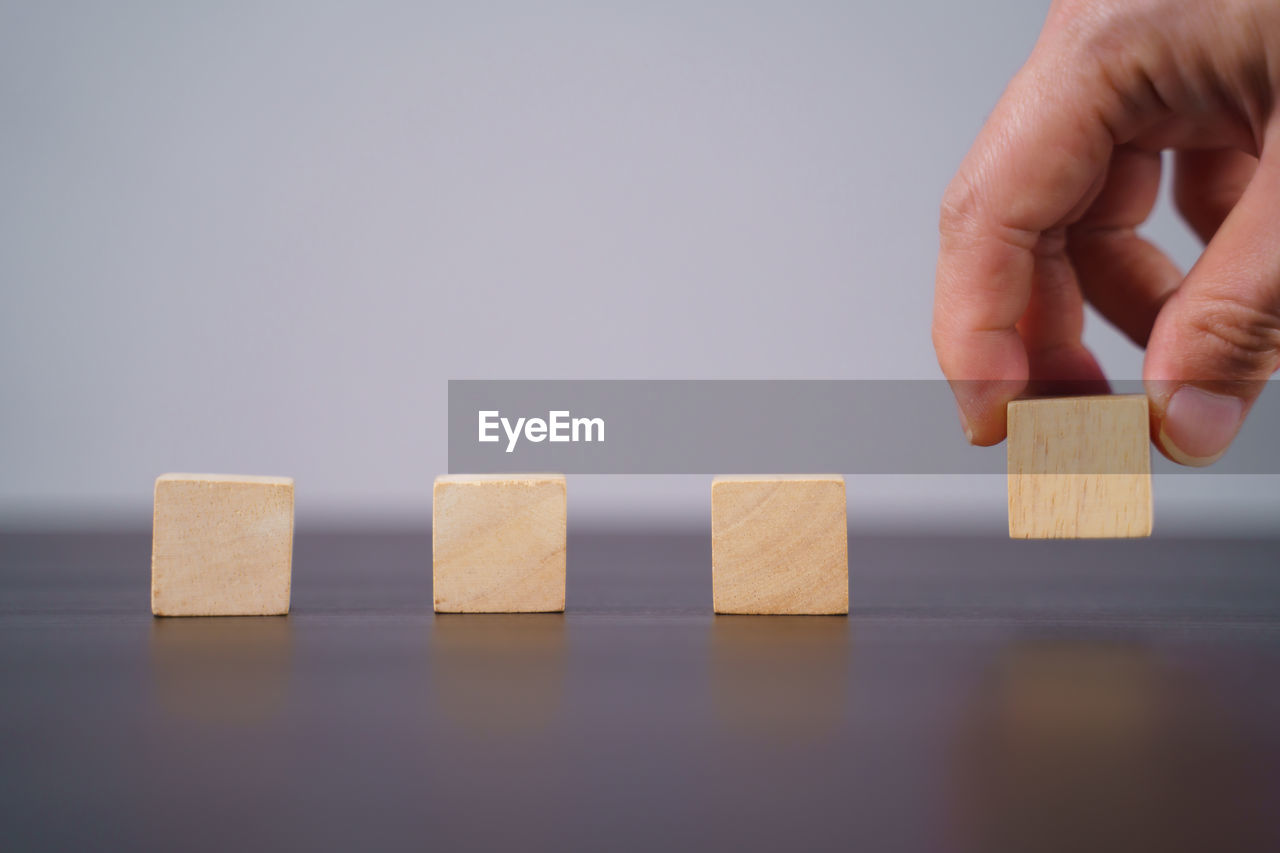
933;52;1115;444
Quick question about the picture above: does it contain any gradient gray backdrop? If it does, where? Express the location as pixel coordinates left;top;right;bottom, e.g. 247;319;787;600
3;1;1275;533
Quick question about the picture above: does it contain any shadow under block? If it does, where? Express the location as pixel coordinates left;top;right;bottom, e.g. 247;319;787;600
1007;395;1153;539
151;473;295;616
711;475;849;615
432;474;567;613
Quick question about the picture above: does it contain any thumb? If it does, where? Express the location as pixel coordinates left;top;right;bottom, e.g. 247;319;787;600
1145;145;1280;466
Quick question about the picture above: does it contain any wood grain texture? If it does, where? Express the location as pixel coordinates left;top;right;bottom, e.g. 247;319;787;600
151;473;294;616
1007;395;1153;539
711;475;848;615
432;474;567;613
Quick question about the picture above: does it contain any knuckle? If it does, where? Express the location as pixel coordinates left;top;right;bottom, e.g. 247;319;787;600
931;322;955;367
1049;0;1168;96
1185;292;1280;375
939;171;1035;255
939;174;982;246
1052;0;1149;54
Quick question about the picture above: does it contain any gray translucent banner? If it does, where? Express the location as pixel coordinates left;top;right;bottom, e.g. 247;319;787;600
447;380;1280;475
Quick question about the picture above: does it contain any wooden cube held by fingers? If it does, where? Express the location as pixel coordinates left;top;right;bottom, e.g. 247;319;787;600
432;474;567;613
151;473;295;616
711;475;849;615
1007;395;1153;539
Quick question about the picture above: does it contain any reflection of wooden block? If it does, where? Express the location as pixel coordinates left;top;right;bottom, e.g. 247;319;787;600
711;475;848;615
432;474;567;613
151;474;295;616
1007;395;1152;539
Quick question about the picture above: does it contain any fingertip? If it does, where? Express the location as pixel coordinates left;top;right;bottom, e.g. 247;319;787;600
964;406;1010;447
950;378;1023;447
1150;384;1245;467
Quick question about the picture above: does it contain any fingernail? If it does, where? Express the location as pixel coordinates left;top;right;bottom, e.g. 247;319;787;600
955;399;975;444
1158;386;1244;466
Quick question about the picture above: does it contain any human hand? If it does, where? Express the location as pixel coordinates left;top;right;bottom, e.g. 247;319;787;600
933;0;1280;465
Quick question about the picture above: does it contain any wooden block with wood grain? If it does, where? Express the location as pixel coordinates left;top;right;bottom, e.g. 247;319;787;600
151;473;295;616
711;475;848;615
432;474;567;613
1007;395;1153;539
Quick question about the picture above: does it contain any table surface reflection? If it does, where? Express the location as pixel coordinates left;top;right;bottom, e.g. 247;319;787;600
2;529;1279;852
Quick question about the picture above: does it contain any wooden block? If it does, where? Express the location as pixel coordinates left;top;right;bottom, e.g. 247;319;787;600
432;474;567;613
151;473;295;616
1007;395;1152;539
711;475;848;615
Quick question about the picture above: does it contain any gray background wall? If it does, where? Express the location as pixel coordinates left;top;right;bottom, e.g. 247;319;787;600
2;1;1275;533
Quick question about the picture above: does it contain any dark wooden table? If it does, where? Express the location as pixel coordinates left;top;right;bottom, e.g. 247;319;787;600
3;529;1278;851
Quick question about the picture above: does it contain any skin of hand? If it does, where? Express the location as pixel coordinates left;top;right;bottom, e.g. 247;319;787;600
933;0;1280;465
